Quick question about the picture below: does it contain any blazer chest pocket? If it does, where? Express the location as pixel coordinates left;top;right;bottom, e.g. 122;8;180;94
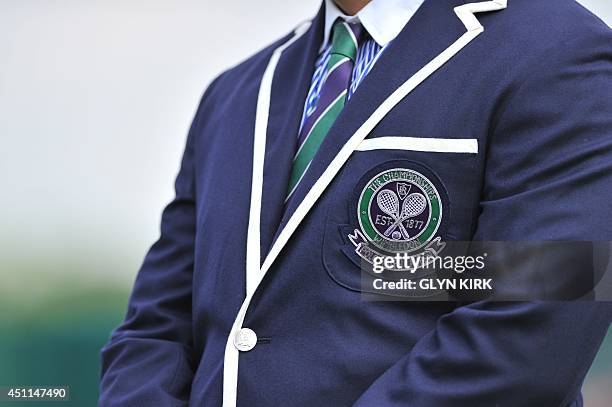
321;137;481;292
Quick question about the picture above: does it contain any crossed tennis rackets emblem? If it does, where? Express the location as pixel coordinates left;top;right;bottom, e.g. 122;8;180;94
376;183;427;240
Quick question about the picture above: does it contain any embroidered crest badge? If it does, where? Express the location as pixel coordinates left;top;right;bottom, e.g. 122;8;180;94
349;167;446;268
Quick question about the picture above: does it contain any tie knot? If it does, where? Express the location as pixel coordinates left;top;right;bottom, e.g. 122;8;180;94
330;20;364;62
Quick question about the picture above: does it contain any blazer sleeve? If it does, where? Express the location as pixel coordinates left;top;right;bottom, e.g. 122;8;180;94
353;19;612;407
99;78;219;406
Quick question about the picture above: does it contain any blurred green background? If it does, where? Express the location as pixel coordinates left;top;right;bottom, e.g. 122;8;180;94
0;271;129;406
1;0;611;406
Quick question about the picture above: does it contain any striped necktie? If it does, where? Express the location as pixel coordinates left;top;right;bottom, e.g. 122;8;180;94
286;20;365;200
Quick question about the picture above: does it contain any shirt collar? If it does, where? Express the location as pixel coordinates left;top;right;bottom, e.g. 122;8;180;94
321;0;426;52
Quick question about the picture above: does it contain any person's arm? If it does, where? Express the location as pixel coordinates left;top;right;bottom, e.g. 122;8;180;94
353;17;612;407
99;78;219;406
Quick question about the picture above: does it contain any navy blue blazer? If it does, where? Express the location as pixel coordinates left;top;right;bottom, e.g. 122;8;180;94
100;1;612;406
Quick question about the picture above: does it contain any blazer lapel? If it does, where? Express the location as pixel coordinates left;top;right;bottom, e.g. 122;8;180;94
263;0;508;275
259;5;324;259
277;0;468;235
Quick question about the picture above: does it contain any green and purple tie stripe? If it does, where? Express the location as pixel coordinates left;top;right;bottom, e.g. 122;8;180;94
286;21;364;200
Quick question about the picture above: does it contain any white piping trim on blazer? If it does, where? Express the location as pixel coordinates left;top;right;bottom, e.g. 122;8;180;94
223;1;507;405
357;137;479;154
245;22;312;297
222;21;312;407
